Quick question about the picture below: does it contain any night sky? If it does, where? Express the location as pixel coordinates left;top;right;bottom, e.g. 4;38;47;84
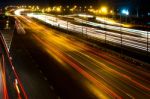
0;0;150;11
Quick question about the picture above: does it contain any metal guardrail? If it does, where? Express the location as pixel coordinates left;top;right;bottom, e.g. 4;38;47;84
29;14;150;53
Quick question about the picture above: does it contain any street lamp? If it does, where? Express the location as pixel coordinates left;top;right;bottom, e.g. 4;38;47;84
47;7;51;12
121;9;129;16
56;7;61;12
121;8;129;23
67;6;69;8
100;6;108;15
110;10;114;15
90;5;93;9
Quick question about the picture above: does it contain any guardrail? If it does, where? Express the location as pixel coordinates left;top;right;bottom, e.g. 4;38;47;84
0;32;28;99
28;14;150;53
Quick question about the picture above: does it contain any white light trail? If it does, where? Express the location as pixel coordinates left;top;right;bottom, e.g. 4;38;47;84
14;9;25;16
27;13;150;52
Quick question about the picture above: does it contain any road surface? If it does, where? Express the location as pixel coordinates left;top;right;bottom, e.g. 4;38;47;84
10;25;58;98
12;15;150;99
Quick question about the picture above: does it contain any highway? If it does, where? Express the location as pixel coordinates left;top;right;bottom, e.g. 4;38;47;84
13;14;150;99
9;21;58;98
77;14;122;26
27;13;150;52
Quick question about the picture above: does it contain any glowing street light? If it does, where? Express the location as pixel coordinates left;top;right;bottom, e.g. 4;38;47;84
42;9;45;13
74;5;77;8
100;6;108;14
110;10;114;14
67;6;69;8
121;9;129;15
56;7;61;12
47;7;51;12
90;5;93;9
36;6;39;10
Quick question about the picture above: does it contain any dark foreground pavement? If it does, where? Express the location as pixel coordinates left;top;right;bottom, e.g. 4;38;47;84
9;30;59;99
9;29;95;99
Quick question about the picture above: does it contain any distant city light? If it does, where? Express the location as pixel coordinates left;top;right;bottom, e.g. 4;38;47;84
121;9;129;15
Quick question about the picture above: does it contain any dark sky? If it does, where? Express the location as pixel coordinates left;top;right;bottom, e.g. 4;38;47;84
0;0;149;10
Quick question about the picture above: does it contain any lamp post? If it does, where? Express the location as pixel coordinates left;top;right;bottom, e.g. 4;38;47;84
100;6;108;44
121;9;129;23
100;6;108;15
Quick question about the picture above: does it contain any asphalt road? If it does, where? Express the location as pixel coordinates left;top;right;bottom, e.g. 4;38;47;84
10;15;150;99
9;27;59;98
10;19;96;99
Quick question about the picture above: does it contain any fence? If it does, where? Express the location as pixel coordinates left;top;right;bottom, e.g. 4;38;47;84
28;13;150;53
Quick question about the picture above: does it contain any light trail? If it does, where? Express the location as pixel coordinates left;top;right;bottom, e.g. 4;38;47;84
14;9;25;16
0;33;28;99
17;15;150;98
27;13;150;52
77;14;120;25
0;54;9;99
